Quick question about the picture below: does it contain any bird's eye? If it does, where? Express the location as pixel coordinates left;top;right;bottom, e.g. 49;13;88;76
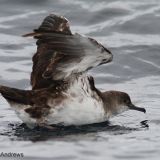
124;99;129;103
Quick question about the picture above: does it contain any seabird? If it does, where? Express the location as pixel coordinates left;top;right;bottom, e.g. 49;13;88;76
0;14;146;129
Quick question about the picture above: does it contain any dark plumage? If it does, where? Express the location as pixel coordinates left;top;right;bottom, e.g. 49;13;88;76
0;14;145;128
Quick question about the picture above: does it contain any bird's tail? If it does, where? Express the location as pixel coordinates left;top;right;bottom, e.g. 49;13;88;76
0;85;32;105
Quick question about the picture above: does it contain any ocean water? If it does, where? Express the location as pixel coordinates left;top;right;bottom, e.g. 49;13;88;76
0;0;160;160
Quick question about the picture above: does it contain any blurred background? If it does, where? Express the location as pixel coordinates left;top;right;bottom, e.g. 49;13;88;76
0;0;160;160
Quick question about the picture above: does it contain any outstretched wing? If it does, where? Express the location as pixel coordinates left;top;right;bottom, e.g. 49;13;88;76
24;14;113;89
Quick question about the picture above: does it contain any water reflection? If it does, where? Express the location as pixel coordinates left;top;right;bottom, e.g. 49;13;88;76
0;121;148;142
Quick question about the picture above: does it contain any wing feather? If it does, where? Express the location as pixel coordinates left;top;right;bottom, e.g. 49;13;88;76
24;14;113;89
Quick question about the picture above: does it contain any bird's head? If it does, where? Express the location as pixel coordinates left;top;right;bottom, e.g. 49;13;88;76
103;91;146;116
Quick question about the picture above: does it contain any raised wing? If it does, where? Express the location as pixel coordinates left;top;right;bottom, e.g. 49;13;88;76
24;14;113;89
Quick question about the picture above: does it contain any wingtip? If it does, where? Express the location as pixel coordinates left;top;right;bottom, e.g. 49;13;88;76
22;32;42;37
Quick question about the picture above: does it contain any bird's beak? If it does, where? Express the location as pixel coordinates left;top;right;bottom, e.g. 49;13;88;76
128;104;146;113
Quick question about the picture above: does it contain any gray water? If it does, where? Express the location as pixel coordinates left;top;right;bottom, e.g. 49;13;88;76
0;0;160;160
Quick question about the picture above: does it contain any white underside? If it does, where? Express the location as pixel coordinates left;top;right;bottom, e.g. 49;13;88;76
47;94;107;126
46;75;108;126
10;75;108;127
10;103;37;128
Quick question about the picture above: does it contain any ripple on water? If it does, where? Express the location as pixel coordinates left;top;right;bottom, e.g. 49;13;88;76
0;0;160;160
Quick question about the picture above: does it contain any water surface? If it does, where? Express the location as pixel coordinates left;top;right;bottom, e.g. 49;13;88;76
0;0;160;160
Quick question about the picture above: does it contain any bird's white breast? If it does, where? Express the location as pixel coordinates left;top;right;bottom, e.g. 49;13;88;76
46;75;108;126
9;75;107;127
